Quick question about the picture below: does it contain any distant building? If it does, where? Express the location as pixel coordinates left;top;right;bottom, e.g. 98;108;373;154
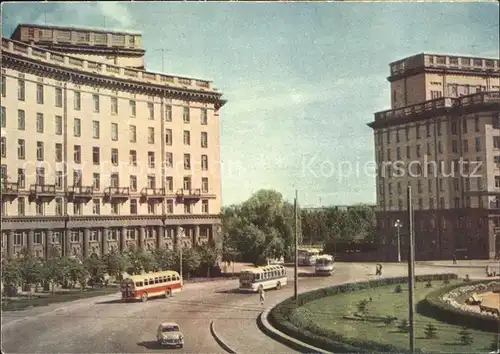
368;53;500;260
0;24;226;260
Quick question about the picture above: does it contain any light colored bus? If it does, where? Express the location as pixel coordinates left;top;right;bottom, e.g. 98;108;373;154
315;255;335;276
238;265;287;292
121;270;182;302
298;247;321;266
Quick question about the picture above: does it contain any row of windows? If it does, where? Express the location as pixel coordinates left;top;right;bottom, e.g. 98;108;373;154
1;108;210;147
379;214;488;230
1;165;211;194
384;177;486;196
377;114;499;145
1;197;211;217
384;195;498;210
133;274;181;288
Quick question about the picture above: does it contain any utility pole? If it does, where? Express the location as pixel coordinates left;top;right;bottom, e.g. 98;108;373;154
178;227;184;284
154;49;171;73
407;186;415;353
394;219;402;263
294;189;299;305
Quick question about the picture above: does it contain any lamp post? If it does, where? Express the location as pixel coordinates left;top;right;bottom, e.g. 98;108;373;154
394;219;403;263
178;227;184;283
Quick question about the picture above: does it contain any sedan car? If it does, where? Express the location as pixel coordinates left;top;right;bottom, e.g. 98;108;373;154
156;322;184;348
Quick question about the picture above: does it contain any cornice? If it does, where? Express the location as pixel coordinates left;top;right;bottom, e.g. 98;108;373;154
2;54;225;107
1;214;221;223
387;66;500;82
34;43;146;57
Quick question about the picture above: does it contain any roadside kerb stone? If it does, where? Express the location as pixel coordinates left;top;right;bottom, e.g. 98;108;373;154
210;320;237;354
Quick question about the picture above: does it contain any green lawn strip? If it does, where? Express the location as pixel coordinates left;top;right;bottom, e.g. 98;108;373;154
2;286;120;312
299;281;495;353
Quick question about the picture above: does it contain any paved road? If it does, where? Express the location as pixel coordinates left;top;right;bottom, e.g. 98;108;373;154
1;263;492;353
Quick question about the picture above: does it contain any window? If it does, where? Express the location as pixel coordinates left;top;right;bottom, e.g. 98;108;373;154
183;107;190;123
70;231;80;243
184;203;192;214
166;152;173;167
74;91;81;110
165;105;172;121
1;106;5;128
111;203;119;215
430;90;442;99
166;199;174;214
17;168;25;188
0;165;6;182
55;198;63;216
73;202;82;215
1;75;5;97
201;155;208;170
130;199;138;214
494;136;500;149
183;176;191;190
148;127;155;144
166;176;173;191
93;121;100;139
148;102;154;119
18;139;25;159
129;125;136;143
74;145;81;164
200;108;207;125
36;141;44;161
202;200;209;214
74;118;81;137
35;113;44;133
111;123;118;141
130;175;137;192
496;176;500;189
36;201;44;215
463;139;469;153
110;173;119;187
93;173;100;190
475;137;481;152
92;147;100;165
18;110;25;130
462;119;468;134
73;169;82;187
18;79;25;101
202;177;209;193
148;202;156;214
452;140;458;153
56;171;63;189
184;154;191;170
36;84;44;104
55;87;62;107
0;137;5;158
111;97;118;114
129;100;136;116
13;232;23;246
148;151;155;168
18;197;25;216
165;129;172;145
92;199;100;215
129;150;137;166
147;175;156;188
55;115;62;135
201;132;208;148
183;130;190;145
415;123;421;139
93;94;100;112
55;143;63;162
90;231;98;242
111;148;119;166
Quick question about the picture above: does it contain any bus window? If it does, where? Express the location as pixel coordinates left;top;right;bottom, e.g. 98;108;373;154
167;275;171;282
135;281;142;287
154;277;159;284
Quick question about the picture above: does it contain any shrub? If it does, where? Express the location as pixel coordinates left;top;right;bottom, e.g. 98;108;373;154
443;278;450;285
394;284;403;293
357;299;369;314
490;335;500;351
424;323;438;339
459;327;473;345
384;315;397;325
398;319;410;333
425;281;432;288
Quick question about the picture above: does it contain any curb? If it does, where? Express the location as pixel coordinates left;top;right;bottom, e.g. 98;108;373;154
257;308;331;354
416;263;498;269
210;320;236;354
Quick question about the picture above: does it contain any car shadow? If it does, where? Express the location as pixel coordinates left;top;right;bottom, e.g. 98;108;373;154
137;341;179;350
298;272;316;277
95;299;124;305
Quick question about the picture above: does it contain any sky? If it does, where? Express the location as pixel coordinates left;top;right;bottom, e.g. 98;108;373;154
2;1;499;207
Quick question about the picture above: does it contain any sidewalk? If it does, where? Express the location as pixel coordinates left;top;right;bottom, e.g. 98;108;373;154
417;260;499;268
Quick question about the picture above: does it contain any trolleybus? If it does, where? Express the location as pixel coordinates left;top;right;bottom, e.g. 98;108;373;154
121;270;182;302
315;254;335;276
238;264;287;292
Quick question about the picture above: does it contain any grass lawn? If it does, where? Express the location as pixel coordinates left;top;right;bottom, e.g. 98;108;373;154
300;280;497;353
2;286;120;312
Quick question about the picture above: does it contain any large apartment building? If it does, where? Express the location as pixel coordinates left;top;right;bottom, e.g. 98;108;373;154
0;24;226;260
368;53;500;260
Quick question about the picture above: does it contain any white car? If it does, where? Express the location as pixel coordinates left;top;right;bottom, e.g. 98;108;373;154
156;322;184;348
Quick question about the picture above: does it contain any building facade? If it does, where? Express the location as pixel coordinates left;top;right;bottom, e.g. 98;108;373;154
368;53;500;260
0;24;226;260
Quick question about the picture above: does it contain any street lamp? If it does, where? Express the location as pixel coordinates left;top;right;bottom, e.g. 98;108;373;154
177;227;184;283
394;219;403;263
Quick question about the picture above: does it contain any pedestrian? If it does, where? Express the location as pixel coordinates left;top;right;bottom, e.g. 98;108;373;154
452;254;457;264
258;286;265;305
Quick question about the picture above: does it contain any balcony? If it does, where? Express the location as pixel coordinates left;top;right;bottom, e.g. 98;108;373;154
104;187;130;201
1;182;19;201
29;184;56;201
68;185;94;202
459;91;500;107
176;188;201;201
141;187;165;201
374;97;455;122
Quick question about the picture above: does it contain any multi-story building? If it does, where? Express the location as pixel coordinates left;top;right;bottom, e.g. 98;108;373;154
0;24;226;260
368;53;500;260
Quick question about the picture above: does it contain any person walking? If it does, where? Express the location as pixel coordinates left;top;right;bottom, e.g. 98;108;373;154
258;286;265;305
452;254;457;264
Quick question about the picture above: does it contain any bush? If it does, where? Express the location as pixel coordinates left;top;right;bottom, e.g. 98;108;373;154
394;284;403;293
424;323;438;339
269;273;457;353
459;327;473;345
425;281;432;288
416;280;500;333
398;319;409;333
384;315;397;325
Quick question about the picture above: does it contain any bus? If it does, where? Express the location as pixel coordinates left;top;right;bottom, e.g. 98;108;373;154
315;255;335;276
298;247;321;266
238;264;287;292
121;270;182;302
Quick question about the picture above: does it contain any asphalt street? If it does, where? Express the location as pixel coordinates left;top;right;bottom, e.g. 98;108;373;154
1;262;493;353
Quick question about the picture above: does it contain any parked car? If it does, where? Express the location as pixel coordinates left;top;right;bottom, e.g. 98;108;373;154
156;322;184;348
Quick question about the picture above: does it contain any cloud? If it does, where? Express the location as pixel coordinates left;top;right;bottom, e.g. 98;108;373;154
96;2;134;29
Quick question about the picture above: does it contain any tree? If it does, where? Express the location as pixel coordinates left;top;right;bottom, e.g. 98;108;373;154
17;249;45;297
1;257;21;287
180;247;201;278
103;251;129;280
83;254;106;287
198;244;219;277
424;323;438;339
152;248;176;271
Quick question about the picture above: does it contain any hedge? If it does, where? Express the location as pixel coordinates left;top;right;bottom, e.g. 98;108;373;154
268;273;458;353
416;279;500;333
